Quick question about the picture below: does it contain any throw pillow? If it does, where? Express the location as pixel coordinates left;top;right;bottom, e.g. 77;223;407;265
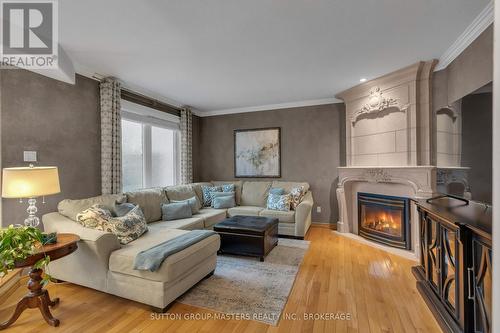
267;193;291;212
171;196;199;214
211;191;235;208
162;202;192;221
76;205;113;231
107;206;148;244
212;196;236;209
201;185;222;207
165;185;202;211
269;187;285;195
222;183;235;193
76;205;148;244
290;186;306;210
112;202;136;217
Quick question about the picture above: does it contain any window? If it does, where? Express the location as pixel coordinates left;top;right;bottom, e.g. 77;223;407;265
121;102;180;192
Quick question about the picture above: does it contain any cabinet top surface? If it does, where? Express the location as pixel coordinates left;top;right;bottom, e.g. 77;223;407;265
416;197;492;238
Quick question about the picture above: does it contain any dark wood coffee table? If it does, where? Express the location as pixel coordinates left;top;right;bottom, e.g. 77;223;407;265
0;233;79;330
214;215;278;261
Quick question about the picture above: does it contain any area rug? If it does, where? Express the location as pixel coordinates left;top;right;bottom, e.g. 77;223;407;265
177;238;310;325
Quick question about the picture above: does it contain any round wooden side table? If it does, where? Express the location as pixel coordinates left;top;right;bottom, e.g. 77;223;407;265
0;233;80;330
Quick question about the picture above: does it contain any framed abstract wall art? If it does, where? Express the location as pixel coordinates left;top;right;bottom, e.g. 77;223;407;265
234;127;281;178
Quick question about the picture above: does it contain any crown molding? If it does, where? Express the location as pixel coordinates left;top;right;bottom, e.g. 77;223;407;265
75;64;189;111
196;97;341;117
435;1;493;71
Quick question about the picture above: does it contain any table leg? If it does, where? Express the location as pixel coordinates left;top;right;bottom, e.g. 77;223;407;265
0;268;60;330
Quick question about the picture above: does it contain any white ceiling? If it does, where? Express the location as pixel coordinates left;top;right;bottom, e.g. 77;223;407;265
60;0;491;113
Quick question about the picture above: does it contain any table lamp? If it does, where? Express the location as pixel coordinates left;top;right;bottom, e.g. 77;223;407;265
2;165;60;227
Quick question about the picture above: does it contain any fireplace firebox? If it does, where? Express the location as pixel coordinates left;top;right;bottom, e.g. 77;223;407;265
357;192;411;250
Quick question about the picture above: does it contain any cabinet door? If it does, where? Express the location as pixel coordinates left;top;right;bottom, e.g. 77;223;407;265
426;216;440;293
471;238;492;333
419;210;427;271
441;225;459;316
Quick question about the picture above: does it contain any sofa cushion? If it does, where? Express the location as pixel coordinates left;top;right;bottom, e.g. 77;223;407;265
240;181;271;207
126;188;168;223
58;194;126;221
196;208;227;228
227;206;264;217
109;227;220;282
152;217;204;230
165;185;201;211
259;209;295;223
212;181;243;205
271;181;310;194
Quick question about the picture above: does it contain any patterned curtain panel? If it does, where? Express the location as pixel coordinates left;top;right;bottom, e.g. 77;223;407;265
100;78;122;194
180;107;193;184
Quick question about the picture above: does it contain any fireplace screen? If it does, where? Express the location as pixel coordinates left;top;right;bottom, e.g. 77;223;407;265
358;193;410;250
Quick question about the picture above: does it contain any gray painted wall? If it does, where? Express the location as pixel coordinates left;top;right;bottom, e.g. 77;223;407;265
198;104;345;224
461;92;492;204
1;70;101;227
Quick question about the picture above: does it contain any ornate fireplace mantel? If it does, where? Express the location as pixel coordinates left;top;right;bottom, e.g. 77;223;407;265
336;166;436;234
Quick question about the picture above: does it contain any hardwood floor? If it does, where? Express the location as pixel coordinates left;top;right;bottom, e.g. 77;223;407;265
0;227;441;332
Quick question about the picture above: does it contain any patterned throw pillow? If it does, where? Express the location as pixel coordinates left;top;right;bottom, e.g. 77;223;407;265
222;183;235;193
77;204;148;244
107;206;148;244
201;186;222;207
290;186;306;210
76;205;113;231
267;193;291;212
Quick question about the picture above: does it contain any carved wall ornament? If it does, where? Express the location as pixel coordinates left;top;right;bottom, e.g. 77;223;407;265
363;168;392;183
350;87;408;125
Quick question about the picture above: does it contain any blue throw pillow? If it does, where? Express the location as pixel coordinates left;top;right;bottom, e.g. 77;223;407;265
162;202;192;221
112;202;136;217
267;193;291;211
211;191;235;208
212;196;236;209
171;196;199;214
222;184;235;192
201;186;222;207
269;187;285;195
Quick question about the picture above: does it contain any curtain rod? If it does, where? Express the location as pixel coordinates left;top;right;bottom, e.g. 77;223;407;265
121;89;181;117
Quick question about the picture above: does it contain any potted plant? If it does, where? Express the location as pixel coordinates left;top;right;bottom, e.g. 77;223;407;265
0;225;51;285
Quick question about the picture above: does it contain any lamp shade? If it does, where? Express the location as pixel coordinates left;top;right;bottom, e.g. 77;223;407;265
2;166;61;198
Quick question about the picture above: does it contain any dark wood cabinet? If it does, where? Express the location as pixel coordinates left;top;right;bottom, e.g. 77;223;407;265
412;197;492;333
470;228;492;333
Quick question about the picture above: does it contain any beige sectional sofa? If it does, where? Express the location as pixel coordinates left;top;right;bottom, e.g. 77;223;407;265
42;180;313;311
